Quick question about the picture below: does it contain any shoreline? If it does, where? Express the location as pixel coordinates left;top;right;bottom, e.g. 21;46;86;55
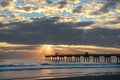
37;74;120;80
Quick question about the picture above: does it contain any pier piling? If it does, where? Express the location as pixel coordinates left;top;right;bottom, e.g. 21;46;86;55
45;53;120;63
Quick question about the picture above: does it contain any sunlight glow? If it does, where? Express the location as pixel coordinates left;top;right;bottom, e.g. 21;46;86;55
36;44;55;55
36;44;120;56
0;42;29;47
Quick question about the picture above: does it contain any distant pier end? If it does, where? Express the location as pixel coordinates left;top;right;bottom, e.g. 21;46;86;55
45;52;120;63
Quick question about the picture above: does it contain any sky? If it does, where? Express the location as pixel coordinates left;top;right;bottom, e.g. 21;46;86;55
0;0;120;59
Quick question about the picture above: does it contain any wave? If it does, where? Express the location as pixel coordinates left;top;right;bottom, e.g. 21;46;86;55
0;63;120;68
0;63;120;72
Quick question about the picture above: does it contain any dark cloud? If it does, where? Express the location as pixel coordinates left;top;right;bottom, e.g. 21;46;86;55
99;1;116;13
0;17;119;47
106;17;120;24
16;5;38;12
92;0;120;15
46;0;53;4
0;1;10;7
57;0;67;8
84;28;120;47
73;6;82;13
0;0;16;10
106;21;120;24
75;22;94;27
0;23;4;27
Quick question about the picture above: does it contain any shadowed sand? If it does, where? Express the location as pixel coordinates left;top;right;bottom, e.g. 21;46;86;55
37;74;120;80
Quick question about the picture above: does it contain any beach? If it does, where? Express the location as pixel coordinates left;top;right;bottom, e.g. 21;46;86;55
38;74;120;80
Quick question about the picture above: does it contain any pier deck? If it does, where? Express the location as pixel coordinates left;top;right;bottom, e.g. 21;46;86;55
45;53;120;63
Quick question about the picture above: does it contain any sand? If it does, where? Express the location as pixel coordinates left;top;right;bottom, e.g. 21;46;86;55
37;74;120;80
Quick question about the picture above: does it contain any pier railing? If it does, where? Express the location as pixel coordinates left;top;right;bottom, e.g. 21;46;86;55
45;53;120;63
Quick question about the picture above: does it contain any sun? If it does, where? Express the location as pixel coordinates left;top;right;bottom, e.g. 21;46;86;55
43;45;55;55
36;44;55;55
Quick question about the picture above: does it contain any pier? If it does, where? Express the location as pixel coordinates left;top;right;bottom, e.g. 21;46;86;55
45;52;120;63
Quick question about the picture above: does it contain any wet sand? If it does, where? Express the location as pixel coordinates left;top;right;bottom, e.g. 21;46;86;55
38;74;120;80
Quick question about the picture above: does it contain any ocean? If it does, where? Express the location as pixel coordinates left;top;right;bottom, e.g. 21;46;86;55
0;59;120;80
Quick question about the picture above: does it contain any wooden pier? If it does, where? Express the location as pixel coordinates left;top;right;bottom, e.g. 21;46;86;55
45;52;120;63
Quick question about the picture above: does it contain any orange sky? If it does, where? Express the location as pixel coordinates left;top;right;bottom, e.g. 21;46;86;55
0;42;120;59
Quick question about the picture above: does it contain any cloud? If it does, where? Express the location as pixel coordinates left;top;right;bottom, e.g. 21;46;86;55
0;12;28;24
0;44;120;59
14;1;73;16
0;0;117;24
0;0;119;23
0;17;119;47
0;0;16;10
91;16;120;29
22;0;52;4
54;45;120;54
116;7;120;12
15;4;39;13
0;0;120;48
74;22;94;30
57;16;80;23
91;0;120;15
72;2;106;20
0;14;11;24
75;22;94;27
0;0;120;60
0;46;40;59
0;14;5;22
73;6;82;13
56;0;67;8
67;0;80;3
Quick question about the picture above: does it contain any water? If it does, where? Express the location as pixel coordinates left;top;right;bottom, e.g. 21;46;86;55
0;59;120;80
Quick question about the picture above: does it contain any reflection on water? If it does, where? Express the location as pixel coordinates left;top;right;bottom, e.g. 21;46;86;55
0;68;120;80
0;59;120;80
